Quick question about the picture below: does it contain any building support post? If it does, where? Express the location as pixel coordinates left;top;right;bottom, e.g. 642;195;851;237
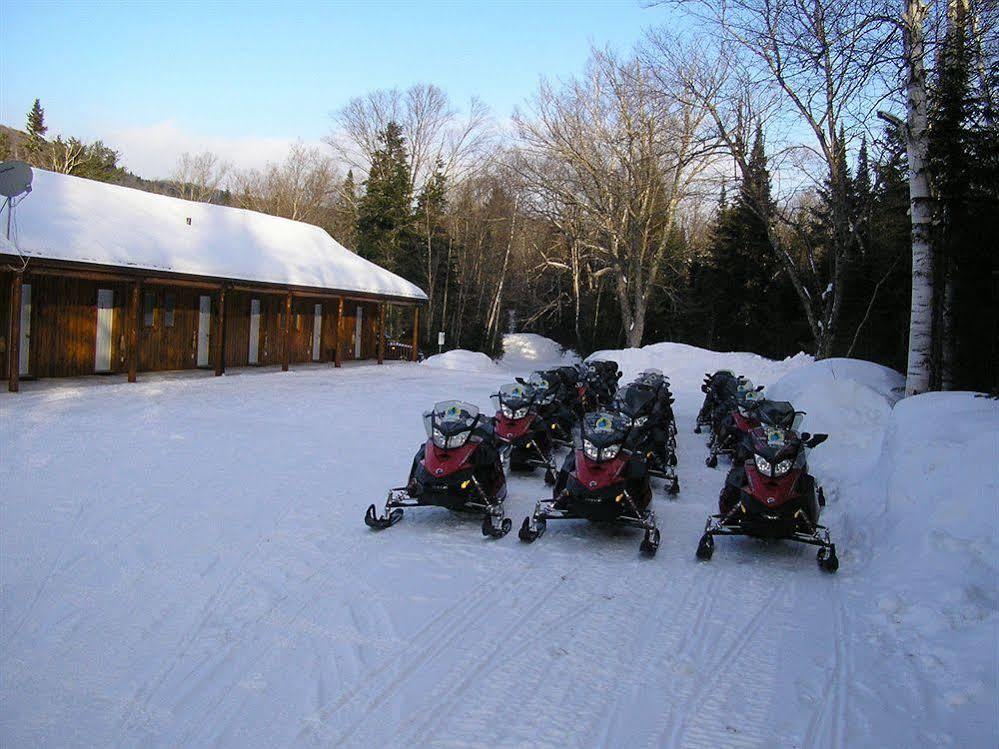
128;280;140;383
214;286;226;376
411;305;419;362
334;297;343;368
377;302;386;364
282;291;292;372
8;273;22;392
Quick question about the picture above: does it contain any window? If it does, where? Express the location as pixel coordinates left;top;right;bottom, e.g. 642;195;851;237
164;293;176;327
143;291;155;327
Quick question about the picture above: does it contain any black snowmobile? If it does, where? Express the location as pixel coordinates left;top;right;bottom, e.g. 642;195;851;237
612;380;680;495
696;370;746;433
519;411;660;556
522;370;576;448
706;382;765;467
696;423;838;571
492;382;557;483
364;400;512;537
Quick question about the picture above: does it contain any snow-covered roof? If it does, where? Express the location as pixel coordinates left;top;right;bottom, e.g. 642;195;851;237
1;168;426;301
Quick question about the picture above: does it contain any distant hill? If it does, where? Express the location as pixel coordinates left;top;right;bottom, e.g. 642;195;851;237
1;122;187;199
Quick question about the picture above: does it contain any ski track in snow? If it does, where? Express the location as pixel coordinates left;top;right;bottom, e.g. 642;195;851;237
2;354;957;748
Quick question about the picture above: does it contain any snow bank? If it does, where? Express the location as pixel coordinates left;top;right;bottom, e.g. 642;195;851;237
588;341;812;392
500;333;579;369
768;358;905;479
846;392;999;738
421;349;497;372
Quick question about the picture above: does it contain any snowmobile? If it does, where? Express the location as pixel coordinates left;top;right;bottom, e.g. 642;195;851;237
522;370;576;448
612;381;680;495
365;400;512;538
705;384;765;468
696;370;746;433
633;368;678;449
696;424;837;572
519;411;661;556
492;383;558;484
577;360;622;414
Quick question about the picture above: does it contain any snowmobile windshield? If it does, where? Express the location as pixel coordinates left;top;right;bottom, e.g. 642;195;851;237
737;388;764;416
613;385;656;426
580;411;629;462
527;371;557;404
424;400;480;449
494;383;536;419
756;400;796;429
750;426;801;477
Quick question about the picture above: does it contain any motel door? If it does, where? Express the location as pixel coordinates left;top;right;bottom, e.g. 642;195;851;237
248;299;261;364
312;304;322;362
197;295;211;367
95;288;114;373
19;283;31;376
354;305;363;359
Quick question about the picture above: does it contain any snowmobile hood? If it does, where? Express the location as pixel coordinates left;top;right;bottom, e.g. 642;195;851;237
574;450;629;490
423;440;479;478
495;412;537;442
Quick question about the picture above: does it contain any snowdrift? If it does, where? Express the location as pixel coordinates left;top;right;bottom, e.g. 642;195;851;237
845;392;998;736
500;333;579;369
768;358;905;479
588;341;813;392
421;349;497;372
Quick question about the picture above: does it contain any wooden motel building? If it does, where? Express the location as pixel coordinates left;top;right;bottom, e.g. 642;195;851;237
1;168;427;392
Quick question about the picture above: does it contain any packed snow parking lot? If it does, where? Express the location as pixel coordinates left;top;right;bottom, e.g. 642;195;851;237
2;334;996;748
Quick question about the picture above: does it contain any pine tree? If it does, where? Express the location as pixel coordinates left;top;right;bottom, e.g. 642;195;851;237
333;170;359;250
356;122;414;277
24;98;48;161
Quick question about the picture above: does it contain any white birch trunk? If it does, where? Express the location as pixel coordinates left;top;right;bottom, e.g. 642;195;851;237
903;0;935;396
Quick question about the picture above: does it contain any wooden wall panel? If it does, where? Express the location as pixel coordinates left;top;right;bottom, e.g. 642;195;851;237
224;290;251;368
0;271;10;378
137;286;203;371
287;298;315;364
257;295;285;366
29;275;102;378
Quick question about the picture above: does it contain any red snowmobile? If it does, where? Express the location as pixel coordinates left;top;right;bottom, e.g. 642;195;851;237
492;383;557;484
696;424;838;571
519;411;660;556
706;384;765;467
364;400;512;538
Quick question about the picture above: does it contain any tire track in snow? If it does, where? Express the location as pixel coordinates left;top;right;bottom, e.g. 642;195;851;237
294;562;519;745
802;579;852;749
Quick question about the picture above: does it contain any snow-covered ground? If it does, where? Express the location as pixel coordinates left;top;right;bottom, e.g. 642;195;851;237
2;338;995;747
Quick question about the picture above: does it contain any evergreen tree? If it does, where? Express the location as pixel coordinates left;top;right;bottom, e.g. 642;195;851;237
705;125;796;357
25;98;48;160
333;170;359;250
356;122;414;278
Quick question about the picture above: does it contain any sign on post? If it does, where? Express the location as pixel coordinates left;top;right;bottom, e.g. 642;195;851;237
437;331;445;353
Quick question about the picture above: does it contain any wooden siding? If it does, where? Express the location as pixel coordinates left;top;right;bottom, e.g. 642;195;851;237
0;271;10;379
2;264;406;384
137;287;204;371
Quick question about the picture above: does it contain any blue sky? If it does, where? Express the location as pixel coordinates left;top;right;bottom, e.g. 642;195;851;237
2;1;671;177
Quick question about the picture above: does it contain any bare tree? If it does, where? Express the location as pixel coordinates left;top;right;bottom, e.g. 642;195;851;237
231;143;340;228
514;49;717;347
327;83;492;193
172;151;230;204
651;0;897;358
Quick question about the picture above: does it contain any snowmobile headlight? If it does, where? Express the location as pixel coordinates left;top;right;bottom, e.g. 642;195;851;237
754;454;772;476
774;459;793;477
583;439;599;460
633;415;648;427
432;427;447;448
513;406;529;419
446;431;470;449
501;405;514;418
738;406;749;417
601;443;621;460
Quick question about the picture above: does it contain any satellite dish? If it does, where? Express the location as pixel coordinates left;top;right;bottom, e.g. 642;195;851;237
0;161;32;198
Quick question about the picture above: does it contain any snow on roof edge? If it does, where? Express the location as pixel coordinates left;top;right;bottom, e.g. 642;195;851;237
3;168;427;302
